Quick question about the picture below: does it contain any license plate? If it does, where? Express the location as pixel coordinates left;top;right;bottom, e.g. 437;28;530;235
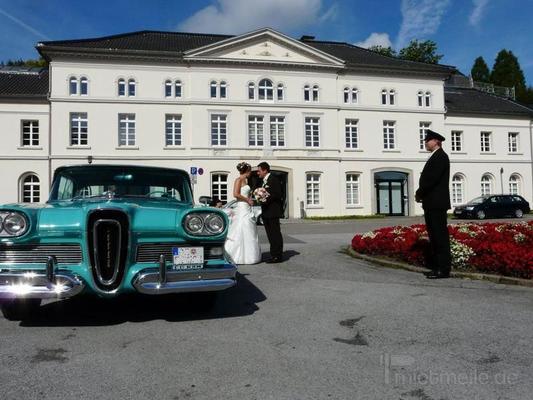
172;247;204;270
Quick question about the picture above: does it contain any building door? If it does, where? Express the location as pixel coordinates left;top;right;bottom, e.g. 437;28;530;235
375;171;408;216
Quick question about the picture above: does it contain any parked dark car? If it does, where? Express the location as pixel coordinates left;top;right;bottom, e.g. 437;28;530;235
453;195;530;220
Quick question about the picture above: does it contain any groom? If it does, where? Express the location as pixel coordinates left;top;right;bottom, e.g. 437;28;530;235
257;162;284;263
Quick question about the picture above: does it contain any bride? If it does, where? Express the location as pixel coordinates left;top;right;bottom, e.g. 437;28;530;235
224;162;262;264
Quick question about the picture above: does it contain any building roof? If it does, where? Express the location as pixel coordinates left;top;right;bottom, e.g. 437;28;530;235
0;67;49;100
38;29;454;76
445;87;533;118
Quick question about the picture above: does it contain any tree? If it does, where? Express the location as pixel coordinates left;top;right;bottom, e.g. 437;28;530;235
368;45;397;57
471;56;490;82
490;49;527;101
397;40;443;64
3;57;47;68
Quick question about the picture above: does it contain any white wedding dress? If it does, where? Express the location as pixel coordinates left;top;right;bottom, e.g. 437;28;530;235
224;185;262;264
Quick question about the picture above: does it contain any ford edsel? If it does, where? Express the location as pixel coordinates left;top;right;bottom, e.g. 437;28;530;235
0;165;236;320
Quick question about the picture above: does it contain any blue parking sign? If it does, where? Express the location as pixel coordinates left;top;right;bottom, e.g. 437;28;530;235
190;167;198;175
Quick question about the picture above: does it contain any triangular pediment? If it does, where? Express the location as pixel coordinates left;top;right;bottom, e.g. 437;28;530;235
184;28;344;67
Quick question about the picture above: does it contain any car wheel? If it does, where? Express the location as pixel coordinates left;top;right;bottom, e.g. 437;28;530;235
476;210;486;220
515;209;524;218
0;299;41;321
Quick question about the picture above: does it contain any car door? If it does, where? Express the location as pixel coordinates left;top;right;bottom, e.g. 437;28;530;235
485;196;498;217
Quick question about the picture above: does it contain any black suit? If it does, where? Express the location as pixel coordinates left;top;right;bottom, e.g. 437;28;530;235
260;174;283;259
415;147;452;273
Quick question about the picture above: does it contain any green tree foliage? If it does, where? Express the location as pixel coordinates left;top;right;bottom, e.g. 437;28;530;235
471;56;490;82
397;40;443;64
367;45;397;57
490;50;527;100
2;57;48;68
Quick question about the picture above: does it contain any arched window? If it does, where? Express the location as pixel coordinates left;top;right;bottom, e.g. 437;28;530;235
127;79;136;96
389;89;395;105
118;79;126;96
210;80;218;98
80;77;88;95
277;83;284;101
425;91;431;107
312;85;319;101
258;79;273;100
381;89;388;105
304;85;311;101
351;88;358;104
248;82;255;100
219;81;227;98
69;77;78;95
481;174;493;196
165;80;172;97
509;174;521;195
451;174;465;205
22;174;40;203
417;91;423;107
175;80;182;98
343;87;350;103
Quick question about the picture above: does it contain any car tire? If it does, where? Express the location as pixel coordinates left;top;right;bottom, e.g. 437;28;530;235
515;209;524;218
476;210;486;220
0;299;41;321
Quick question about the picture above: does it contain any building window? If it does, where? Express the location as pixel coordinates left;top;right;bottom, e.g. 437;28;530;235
211;174;228;202
80;77;88;95
345;119;358;149
270;116;285;147
220;81;227;98
21;120;39;147
480;132;492;152
305;116;320;147
118;79;126;96
344;87;358;104
346;174;360;206
248;115;264;146
248;83;255;100
481;174;493;196
383;121;396;150
258;79;273;101
312;85;319;102
211;114;227;146
451;174;465;205
425;91;431;107
210;80;217;98
451;131;462;152
22;174;40;203
382;89;395;105
128;79;136;96
175;80;182;98
165;80;172;97
419;122;431;150
69;77;78;95
70;113;88;146
509;174;521;195
306;173;321;206
304;85;311;101
418;91;431;107
508;132;519;153
277;83;284;101
118;114;136;146
417;91;423;107
165;114;182;146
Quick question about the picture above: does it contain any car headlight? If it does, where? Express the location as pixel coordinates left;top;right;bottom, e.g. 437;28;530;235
204;214;224;234
183;213;226;236
184;214;204;235
1;212;28;237
465;206;474;211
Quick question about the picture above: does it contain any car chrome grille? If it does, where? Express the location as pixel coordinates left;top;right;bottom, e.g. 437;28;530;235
0;244;82;264
88;210;129;291
136;243;223;263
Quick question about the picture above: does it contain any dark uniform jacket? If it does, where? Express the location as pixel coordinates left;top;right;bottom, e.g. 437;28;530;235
416;147;451;210
260;174;284;219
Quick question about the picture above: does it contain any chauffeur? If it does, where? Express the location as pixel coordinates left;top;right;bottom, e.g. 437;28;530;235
415;129;452;279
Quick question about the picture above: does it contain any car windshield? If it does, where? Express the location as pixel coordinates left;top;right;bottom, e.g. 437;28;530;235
468;196;487;205
49;166;192;203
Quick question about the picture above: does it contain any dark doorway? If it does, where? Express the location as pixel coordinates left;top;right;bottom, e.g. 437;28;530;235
374;171;409;216
249;169;289;218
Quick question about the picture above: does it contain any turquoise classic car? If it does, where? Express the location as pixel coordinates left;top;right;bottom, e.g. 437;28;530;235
0;165;236;320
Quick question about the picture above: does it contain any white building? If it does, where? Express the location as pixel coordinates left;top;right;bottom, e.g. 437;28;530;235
1;28;532;217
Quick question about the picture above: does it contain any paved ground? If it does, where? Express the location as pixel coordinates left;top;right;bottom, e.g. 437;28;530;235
1;216;533;400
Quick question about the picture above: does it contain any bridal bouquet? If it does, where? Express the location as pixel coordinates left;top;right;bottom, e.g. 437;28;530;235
253;187;270;203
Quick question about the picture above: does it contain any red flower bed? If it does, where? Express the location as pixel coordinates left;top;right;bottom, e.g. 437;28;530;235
351;221;533;279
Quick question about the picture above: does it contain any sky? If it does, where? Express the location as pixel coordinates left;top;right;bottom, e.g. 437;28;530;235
0;0;532;85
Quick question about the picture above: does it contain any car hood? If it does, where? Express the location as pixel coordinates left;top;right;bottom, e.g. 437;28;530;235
1;198;201;240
